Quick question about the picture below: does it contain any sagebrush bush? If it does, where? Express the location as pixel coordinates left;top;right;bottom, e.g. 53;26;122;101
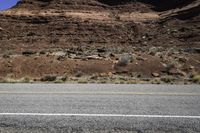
116;53;134;66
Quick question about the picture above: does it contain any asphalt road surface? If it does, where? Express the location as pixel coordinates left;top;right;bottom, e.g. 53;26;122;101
0;84;200;132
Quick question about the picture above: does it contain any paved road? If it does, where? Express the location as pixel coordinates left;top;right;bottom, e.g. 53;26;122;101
0;84;200;132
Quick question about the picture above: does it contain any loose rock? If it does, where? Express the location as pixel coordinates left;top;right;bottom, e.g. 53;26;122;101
152;72;160;77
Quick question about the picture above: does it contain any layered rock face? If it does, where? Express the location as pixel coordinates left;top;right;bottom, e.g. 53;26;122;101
0;0;199;54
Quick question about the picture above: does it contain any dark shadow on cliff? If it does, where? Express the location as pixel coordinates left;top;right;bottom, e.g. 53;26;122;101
98;0;196;11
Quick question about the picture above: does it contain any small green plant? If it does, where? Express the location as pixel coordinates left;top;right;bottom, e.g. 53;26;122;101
100;80;107;84
161;76;175;83
151;78;161;84
20;77;31;83
192;74;200;83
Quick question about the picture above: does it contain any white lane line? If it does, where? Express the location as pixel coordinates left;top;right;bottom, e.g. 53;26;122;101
0;113;200;119
0;91;200;96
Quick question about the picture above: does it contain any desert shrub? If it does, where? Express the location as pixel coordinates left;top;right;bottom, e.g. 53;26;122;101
56;76;68;82
61;76;68;81
41;75;57;82
20;77;31;83
149;47;165;56
75;71;83;77
22;50;36;56
149;47;158;56
116;53;134;66
192;74;200;83
150;78;161;84
161;76;175;83
2;52;11;58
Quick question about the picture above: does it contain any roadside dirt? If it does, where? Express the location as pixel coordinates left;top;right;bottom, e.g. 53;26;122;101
0;0;199;83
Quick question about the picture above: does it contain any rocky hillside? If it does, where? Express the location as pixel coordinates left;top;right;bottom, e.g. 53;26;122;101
0;0;199;83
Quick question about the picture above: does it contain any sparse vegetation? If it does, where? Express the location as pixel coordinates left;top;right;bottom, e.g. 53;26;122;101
0;77;31;83
127;80;137;84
